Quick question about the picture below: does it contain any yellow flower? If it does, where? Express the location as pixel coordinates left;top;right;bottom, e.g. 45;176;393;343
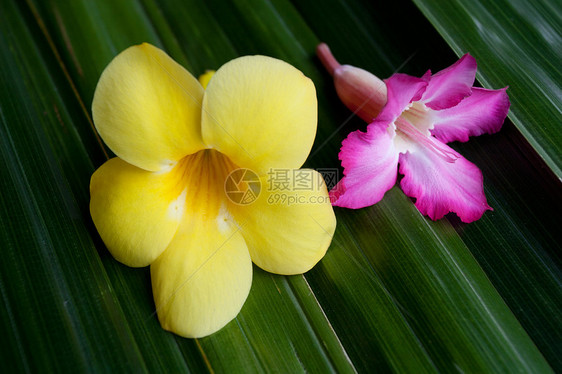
89;43;336;338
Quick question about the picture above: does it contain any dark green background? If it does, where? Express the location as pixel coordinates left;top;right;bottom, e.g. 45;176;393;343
0;0;560;372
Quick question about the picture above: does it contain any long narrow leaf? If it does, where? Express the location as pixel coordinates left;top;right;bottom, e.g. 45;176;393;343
412;0;562;179
0;0;558;372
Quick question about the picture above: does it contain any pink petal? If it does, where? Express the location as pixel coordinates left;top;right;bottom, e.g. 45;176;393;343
421;54;477;110
330;124;399;208
431;87;510;143
398;143;491;223
374;73;428;126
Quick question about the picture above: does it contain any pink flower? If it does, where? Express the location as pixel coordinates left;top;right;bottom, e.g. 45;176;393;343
318;44;510;223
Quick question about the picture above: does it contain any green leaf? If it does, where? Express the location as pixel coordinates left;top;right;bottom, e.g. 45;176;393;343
409;0;562;366
0;2;147;372
412;0;562;179
0;0;559;372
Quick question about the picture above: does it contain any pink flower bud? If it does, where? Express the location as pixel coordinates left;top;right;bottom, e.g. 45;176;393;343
317;43;386;123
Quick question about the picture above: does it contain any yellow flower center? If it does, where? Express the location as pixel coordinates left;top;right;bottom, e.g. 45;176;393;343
168;149;239;222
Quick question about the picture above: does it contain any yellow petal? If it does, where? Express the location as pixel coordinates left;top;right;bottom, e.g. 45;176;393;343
92;43;205;172
198;70;215;89
90;158;186;267
201;56;317;175
231;169;336;275
151;217;252;338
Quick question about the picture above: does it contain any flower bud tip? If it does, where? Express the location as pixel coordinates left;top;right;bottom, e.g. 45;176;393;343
316;43;341;76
